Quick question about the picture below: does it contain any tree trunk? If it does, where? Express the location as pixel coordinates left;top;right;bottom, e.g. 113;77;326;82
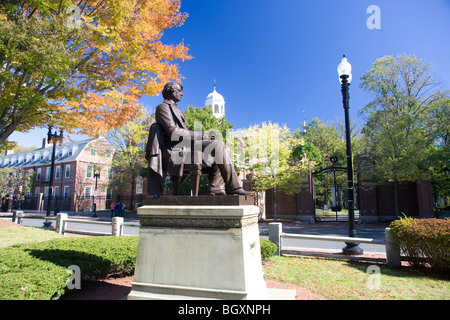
393;177;400;218
130;175;135;211
273;187;277;222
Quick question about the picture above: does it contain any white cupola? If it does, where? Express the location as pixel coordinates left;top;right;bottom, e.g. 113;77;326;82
204;82;225;119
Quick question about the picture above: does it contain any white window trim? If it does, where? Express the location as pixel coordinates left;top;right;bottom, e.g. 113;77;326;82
85;186;92;199
55;165;61;179
65;164;71;178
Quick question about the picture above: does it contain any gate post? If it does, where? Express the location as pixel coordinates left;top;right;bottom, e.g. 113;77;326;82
385;227;401;267
56;213;68;234
268;222;282;256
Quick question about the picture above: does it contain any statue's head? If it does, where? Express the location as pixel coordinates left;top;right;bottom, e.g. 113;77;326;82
162;81;183;102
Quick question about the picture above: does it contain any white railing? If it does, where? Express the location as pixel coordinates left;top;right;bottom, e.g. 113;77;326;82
267;222;401;267
9;211;139;237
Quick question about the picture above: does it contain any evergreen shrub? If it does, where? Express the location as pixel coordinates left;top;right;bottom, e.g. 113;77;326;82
0;236;138;300
260;238;277;263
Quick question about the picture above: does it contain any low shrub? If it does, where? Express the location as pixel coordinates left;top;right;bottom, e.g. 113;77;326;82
0;236;138;300
389;217;450;273
260;238;277;263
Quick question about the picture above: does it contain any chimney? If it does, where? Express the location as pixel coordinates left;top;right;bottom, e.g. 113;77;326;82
42;137;53;149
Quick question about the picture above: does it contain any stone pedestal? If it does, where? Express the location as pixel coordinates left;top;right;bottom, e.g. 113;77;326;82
127;205;268;300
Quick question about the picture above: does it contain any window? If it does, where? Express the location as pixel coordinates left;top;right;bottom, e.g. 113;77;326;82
136;176;143;195
45;167;51;181
36;168;41;181
65;164;71;178
85;186;92;200
105;151;111;158
55;166;61;179
86;165;93;178
106;187;112;200
90;148;96;156
54;186;59;199
35;187;40;198
44;187;49;197
107;168;113;179
64;186;69;199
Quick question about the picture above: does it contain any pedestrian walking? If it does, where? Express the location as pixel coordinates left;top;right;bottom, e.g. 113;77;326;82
114;202;119;217
110;203;115;218
117;202;123;217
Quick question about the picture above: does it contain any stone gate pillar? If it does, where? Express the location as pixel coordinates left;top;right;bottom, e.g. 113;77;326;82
296;171;315;223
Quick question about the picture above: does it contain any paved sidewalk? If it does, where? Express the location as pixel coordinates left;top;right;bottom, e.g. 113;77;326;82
59;276;325;300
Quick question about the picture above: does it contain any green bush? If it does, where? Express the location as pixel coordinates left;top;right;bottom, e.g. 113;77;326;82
389;217;450;273
260;238;277;263
0;236;138;300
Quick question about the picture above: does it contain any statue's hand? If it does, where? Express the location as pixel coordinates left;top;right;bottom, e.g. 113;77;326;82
204;130;219;140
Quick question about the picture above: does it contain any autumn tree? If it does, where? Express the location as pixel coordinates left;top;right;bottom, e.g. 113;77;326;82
0;0;191;148
107;107;153;209
359;54;449;216
0;167;34;209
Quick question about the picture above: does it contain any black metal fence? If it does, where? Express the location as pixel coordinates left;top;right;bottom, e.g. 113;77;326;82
3;194;144;213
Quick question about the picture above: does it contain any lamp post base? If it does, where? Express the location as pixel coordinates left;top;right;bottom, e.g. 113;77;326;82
342;242;364;256
43;220;53;228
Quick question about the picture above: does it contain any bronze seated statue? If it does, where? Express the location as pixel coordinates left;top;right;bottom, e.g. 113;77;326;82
145;81;251;197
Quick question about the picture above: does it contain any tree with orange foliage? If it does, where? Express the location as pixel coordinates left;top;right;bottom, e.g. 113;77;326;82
0;0;191;148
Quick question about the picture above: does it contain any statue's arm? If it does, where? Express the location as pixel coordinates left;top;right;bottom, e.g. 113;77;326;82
156;104;201;141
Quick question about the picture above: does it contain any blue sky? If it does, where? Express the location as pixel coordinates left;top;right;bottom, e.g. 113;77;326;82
10;0;450;148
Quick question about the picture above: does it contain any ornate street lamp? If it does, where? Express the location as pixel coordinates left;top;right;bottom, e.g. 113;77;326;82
92;171;100;217
43;126;64;228
337;55;363;255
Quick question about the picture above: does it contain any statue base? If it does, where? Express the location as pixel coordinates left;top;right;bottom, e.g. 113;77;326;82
127;205;269;300
142;194;255;206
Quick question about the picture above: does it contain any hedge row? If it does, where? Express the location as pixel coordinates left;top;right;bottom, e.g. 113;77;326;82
389;217;450;273
1;236;277;300
0;236;139;300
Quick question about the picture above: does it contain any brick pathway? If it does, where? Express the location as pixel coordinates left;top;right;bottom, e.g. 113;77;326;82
60;276;325;300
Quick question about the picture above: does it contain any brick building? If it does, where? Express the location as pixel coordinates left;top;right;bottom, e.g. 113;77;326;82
0;136;115;213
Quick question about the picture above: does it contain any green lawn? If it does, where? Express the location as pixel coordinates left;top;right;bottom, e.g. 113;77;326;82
264;256;450;300
0;225;64;248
